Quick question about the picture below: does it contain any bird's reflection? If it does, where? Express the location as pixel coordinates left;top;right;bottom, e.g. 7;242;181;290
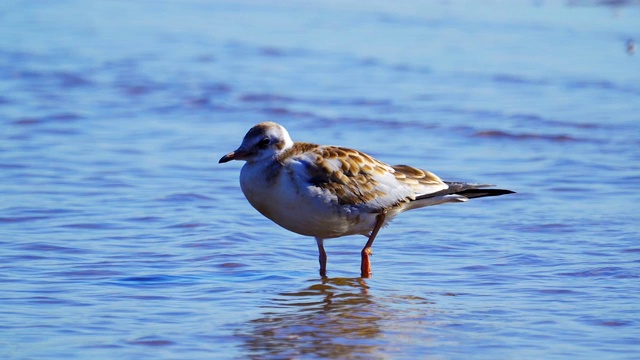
238;277;386;358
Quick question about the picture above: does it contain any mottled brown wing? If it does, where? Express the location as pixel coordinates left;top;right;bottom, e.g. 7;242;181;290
391;164;448;198
282;142;447;210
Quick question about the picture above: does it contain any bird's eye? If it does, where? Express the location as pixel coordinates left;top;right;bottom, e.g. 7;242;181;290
257;138;271;149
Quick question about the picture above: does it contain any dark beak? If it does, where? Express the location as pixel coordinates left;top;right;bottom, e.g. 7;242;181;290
219;149;248;163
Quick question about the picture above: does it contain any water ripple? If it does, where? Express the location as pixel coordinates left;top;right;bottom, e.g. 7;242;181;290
559;267;640;279
473;130;585;142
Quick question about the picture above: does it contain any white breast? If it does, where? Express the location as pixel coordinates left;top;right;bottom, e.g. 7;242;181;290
239;161;379;238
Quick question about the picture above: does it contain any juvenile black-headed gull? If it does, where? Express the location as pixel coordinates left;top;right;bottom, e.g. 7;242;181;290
219;122;514;278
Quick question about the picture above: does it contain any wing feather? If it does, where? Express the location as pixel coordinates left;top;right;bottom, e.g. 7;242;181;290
280;142;448;211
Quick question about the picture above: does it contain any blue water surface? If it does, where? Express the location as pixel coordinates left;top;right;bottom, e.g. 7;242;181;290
1;0;639;359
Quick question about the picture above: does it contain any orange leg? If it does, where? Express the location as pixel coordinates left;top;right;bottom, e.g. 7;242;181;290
315;237;327;278
360;211;386;278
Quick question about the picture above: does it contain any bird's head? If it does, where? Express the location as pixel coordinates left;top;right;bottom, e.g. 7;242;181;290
219;122;294;164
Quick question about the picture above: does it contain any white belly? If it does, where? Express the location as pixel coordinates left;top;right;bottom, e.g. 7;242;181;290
239;162;378;238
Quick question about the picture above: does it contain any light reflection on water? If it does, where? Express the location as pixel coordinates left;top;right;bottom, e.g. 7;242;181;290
239;277;440;358
241;278;381;358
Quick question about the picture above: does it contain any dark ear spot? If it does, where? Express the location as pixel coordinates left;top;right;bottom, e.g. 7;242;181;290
257;138;271;149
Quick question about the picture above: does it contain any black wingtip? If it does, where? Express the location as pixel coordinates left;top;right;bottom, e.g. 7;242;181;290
457;188;516;199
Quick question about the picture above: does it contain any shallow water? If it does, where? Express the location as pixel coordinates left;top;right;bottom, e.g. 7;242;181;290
2;0;640;359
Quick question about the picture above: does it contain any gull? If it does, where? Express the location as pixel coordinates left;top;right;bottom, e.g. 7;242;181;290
219;122;515;278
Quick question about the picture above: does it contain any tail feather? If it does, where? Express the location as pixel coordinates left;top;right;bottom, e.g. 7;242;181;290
416;181;515;201
455;188;516;199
